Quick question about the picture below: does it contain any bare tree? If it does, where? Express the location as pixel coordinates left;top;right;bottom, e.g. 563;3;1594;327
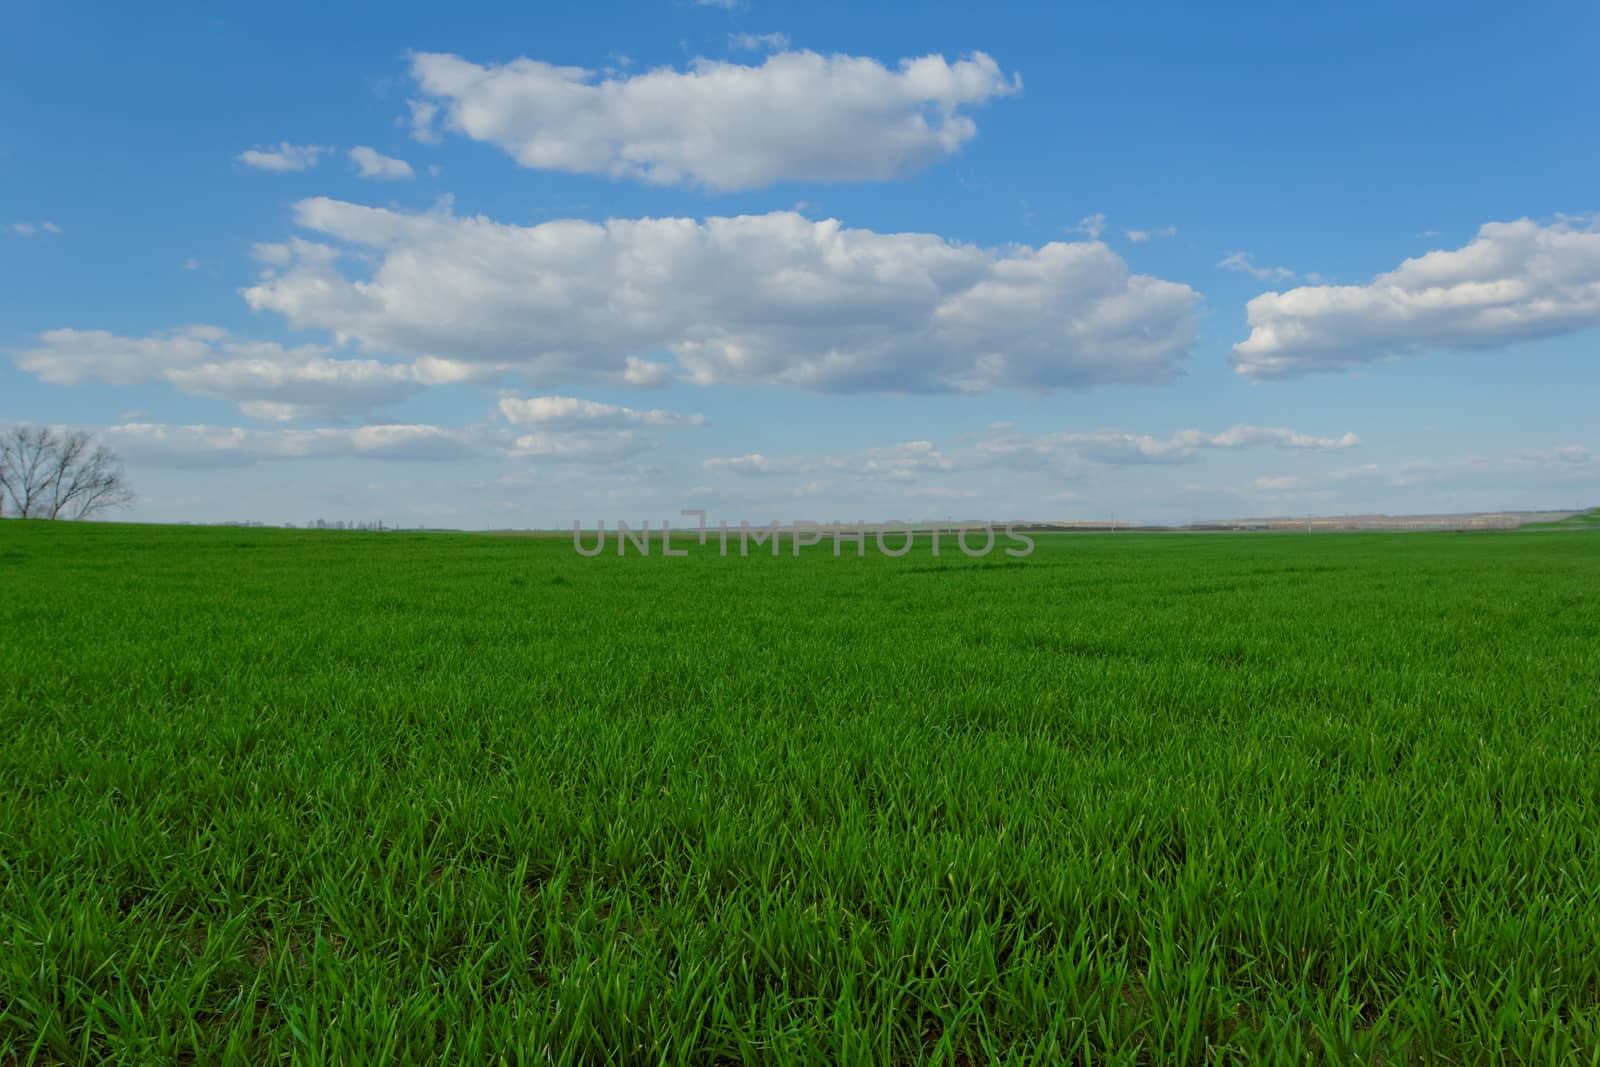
0;425;135;520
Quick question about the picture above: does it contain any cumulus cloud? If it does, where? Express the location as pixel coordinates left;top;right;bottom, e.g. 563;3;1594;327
1125;226;1177;243
242;198;1201;393
236;143;329;172
348;146;416;180
498;395;705;427
8;326;483;420
1232;217;1600;379
405;49;1020;190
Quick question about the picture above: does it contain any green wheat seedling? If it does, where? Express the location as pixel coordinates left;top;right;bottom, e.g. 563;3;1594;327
2;522;1598;1063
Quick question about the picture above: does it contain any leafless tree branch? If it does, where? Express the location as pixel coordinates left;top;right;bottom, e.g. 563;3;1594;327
0;425;134;520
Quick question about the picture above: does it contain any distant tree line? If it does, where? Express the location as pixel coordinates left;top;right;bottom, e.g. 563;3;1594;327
0;425;133;520
299;520;395;531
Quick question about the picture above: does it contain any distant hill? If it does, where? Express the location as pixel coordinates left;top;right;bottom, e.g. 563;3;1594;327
1521;507;1600;529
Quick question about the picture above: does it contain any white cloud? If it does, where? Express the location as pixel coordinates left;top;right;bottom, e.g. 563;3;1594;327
508;430;657;463
703;453;774;476
1233;218;1600;379
249;238;345;270
617;356;674;388
348;146;415;181
1251;475;1312;492
1244;464;1382;496
236;142;330;172
1218;251;1297;283
1124;226;1177;243
498;394;705;427
1073;213;1107;239
14;325;227;385
252;242;294;266
10;221;61;237
1520;444;1590;465
165;353;427;420
496;394;706;462
1184;425;1360;451
1243;444;1598;501
729;32;789;52
182;257;200;271
9;326;483;420
242;198;1200;394
703;440;952;481
101;408;684;469
700;425;1354;489
406;99;442;143
976;424;1360;468
405;49;1020;190
853;440;954;478
105;422;478;468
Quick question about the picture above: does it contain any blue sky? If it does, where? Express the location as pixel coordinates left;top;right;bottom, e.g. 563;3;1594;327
3;0;1597;527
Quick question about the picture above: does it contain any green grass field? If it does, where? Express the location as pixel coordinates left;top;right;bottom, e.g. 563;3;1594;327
3;521;1599;1064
